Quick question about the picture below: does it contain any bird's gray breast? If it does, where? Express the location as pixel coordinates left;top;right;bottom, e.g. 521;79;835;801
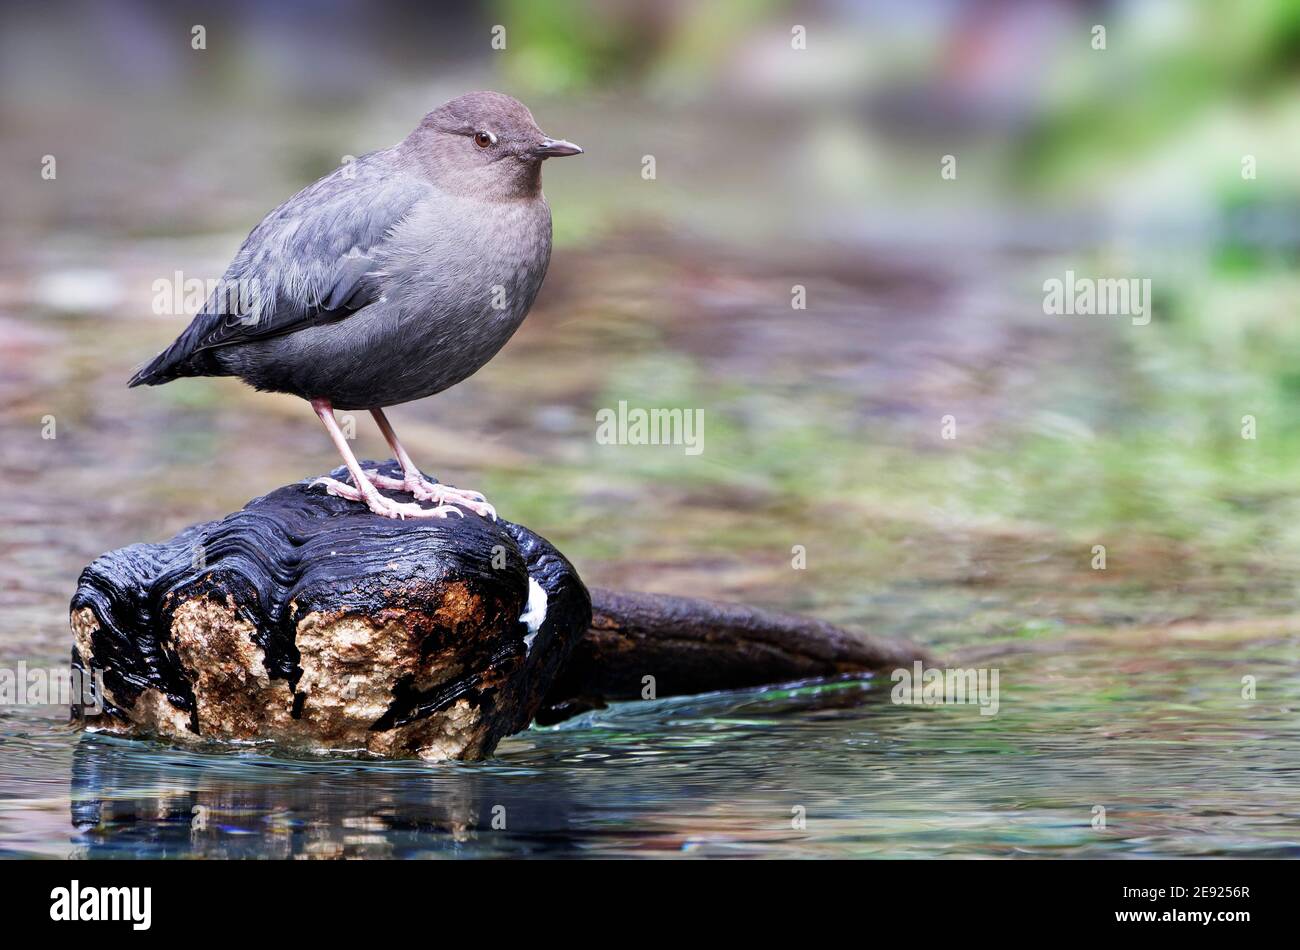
248;191;552;410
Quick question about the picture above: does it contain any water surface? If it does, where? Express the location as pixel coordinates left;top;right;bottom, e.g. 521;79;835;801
2;86;1297;860
3;629;1296;858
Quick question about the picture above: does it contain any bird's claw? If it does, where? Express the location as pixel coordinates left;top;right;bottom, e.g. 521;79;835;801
364;470;497;520
312;476;465;520
312;476;364;502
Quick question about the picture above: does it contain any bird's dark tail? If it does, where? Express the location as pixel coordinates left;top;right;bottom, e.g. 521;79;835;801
129;305;236;387
127;337;209;387
127;351;175;387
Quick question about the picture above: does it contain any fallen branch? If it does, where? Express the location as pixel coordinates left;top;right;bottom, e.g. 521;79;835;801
539;587;930;721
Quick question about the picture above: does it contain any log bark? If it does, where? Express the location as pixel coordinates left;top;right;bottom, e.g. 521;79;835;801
537;588;930;722
70;461;591;761
70;462;929;759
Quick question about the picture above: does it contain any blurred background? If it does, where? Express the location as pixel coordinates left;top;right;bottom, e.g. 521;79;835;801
1;0;1299;858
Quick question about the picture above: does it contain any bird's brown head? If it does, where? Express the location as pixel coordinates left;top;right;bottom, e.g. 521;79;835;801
407;91;582;199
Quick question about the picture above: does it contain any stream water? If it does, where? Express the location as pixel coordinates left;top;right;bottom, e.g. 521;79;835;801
2;83;1298;859
3;633;1297;858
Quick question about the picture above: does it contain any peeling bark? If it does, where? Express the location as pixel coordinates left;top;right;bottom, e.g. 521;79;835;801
70;461;591;761
70;461;928;759
536;588;931;722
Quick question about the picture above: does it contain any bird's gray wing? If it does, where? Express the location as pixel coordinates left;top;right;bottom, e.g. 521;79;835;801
131;152;431;385
192;154;431;350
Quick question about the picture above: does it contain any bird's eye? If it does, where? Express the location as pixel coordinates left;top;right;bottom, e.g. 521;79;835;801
474;131;493;148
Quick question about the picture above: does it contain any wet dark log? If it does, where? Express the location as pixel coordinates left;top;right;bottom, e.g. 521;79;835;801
70;461;591;761
70;461;929;759
537;588;931;722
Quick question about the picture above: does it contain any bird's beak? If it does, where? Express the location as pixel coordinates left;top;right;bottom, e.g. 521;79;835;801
533;137;584;158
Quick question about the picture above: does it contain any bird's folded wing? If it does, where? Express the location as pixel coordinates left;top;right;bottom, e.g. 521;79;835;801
185;158;432;353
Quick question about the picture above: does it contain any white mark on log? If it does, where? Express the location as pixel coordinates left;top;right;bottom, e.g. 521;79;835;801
520;577;548;652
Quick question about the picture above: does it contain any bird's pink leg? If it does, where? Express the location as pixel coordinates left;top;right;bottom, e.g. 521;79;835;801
364;408;497;520
309;399;463;520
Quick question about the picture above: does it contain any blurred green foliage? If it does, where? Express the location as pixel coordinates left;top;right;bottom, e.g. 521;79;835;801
495;0;784;91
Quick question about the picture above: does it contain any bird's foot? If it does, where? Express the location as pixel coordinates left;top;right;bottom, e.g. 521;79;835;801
311;476;464;520
365;469;497;520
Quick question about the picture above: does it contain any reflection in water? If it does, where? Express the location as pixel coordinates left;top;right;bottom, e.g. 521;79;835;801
18;647;1294;859
66;736;582;859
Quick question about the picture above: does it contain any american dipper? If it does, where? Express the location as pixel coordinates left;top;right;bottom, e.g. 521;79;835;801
129;91;582;520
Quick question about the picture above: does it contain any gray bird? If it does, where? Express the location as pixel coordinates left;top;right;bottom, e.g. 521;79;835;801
129;91;582;520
